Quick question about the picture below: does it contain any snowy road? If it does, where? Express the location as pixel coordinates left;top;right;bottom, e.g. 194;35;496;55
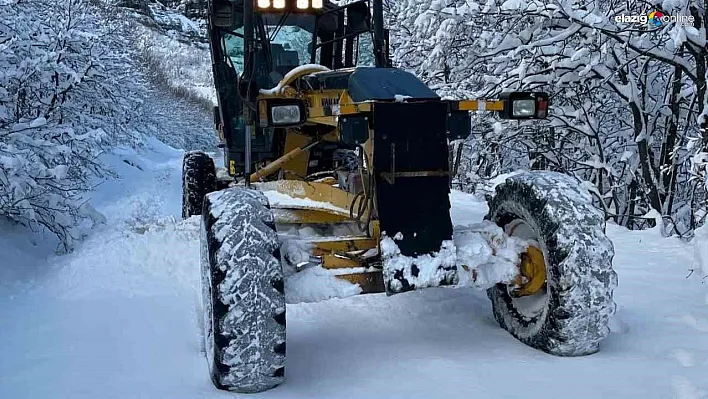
1;143;707;399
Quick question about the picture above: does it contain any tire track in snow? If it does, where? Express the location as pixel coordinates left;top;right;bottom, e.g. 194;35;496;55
670;349;696;368
680;314;708;333
670;376;704;399
669;311;708;398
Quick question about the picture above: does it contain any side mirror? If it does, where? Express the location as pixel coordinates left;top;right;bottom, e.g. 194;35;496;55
498;92;549;119
257;98;307;128
347;2;371;33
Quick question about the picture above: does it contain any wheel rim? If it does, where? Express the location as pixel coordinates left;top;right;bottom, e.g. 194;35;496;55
504;219;549;319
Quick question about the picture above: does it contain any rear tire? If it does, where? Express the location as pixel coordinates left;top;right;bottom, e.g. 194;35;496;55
200;188;286;393
182;151;216;219
485;171;617;356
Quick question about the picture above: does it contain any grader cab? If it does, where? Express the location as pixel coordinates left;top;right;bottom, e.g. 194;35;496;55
182;0;617;393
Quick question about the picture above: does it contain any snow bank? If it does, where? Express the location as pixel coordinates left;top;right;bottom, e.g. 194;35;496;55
285;265;363;303
0;218;58;296
692;224;708;288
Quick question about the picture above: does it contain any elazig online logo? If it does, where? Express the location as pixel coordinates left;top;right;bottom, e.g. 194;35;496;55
615;10;695;26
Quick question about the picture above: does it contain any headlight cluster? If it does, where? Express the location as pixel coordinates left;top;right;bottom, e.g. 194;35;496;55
257;0;323;9
271;105;302;125
512;99;536;118
499;92;549;119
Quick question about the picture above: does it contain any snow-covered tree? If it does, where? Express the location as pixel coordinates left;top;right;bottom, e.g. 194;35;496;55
390;0;708;234
0;0;147;248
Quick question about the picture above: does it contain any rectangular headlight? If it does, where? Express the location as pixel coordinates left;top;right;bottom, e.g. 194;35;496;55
498;92;549;119
311;0;323;8
512;99;536;117
257;0;270;8
271;105;302;125
296;0;308;9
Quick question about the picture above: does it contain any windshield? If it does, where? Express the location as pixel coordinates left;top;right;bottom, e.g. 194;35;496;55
220;10;375;81
220;13;315;75
262;13;315;76
265;25;313;75
223;28;245;74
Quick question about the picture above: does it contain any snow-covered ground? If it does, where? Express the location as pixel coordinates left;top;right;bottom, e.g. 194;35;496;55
1;142;707;399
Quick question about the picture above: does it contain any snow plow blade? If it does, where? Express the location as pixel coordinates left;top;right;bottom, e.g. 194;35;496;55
372;101;455;294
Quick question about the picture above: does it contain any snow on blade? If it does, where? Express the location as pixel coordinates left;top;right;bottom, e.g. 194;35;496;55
281;236;314;268
381;236;457;292
278;226;364;304
262;190;350;215
454;222;529;288
382;221;529;291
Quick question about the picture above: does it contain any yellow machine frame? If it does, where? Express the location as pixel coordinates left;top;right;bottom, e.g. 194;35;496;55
247;66;547;296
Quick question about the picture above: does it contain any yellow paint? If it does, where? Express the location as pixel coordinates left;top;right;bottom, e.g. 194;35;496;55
338;90;354;106
313;176;338;185
512;246;547;297
307;115;339;126
369;220;380;240
256;180;364;219
312;237;377;255
457;100;505;111
321;131;339;142
281;131;311;178
229;160;236;175
250;145;308;183
322;254;361;269
258;100;268;127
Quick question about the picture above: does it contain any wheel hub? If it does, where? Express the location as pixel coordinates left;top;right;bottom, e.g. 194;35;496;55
511;245;547;297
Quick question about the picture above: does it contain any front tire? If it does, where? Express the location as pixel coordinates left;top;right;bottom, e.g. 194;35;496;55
485;171;617;356
182;151;216;219
200;188;286;392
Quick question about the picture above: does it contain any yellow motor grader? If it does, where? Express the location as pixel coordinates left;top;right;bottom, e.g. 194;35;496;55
182;0;618;393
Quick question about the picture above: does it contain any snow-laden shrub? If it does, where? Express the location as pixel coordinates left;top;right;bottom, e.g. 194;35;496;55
0;0;143;248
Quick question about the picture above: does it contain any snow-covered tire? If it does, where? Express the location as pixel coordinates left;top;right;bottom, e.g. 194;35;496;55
485;171;617;356
200;188;286;392
182;151;216;219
